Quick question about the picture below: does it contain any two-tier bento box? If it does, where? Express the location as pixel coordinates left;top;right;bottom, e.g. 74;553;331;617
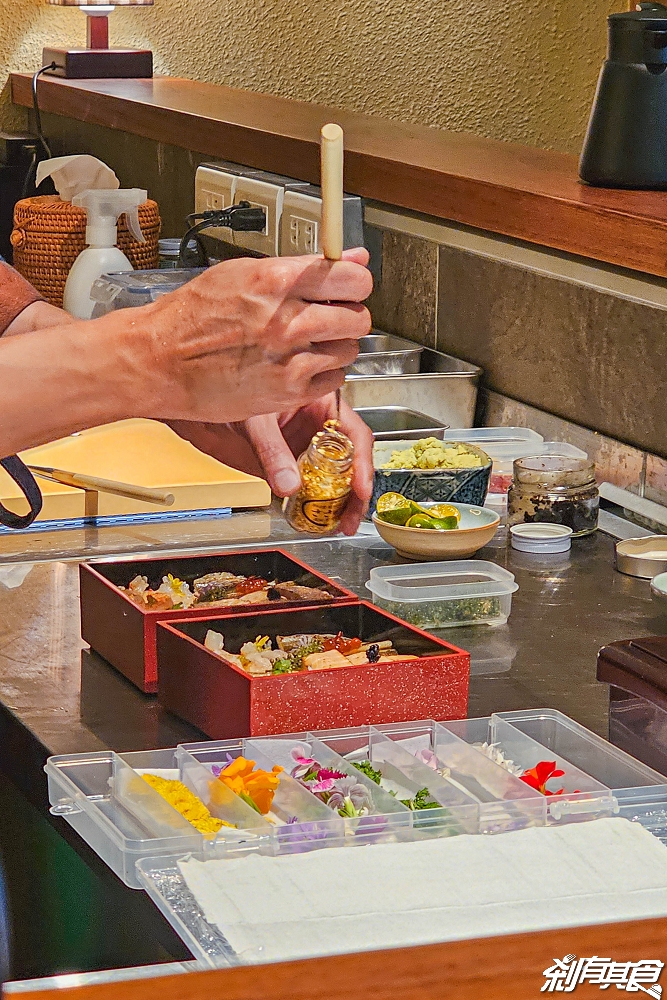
79;548;472;737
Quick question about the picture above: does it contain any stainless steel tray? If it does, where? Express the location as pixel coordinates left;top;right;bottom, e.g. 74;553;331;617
355;406;446;440
343;348;481;429
346;333;423;376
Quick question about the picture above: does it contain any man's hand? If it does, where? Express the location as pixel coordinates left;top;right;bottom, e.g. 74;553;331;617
170;395;374;536
141;248;373;424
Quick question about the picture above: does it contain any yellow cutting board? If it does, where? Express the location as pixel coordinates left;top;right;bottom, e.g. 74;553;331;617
0;419;271;520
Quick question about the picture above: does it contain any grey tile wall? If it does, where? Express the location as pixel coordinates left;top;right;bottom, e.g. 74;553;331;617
437;245;667;459
365;227;438;348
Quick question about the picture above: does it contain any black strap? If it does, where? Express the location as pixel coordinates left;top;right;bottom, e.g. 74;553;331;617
0;455;43;528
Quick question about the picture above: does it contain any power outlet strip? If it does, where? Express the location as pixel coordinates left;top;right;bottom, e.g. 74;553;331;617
280;186;322;255
194;165;238;241
194;161;363;258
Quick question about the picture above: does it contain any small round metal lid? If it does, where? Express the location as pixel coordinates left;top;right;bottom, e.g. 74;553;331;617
510;523;573;553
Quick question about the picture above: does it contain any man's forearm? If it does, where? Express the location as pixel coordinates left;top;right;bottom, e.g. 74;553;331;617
0;311;152;454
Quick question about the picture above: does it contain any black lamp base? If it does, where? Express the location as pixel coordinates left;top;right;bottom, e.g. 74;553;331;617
42;47;153;79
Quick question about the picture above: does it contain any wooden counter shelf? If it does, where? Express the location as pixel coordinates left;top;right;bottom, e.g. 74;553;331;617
24;916;667;998
10;73;667;279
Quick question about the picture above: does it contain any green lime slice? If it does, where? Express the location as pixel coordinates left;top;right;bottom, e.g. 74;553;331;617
429;516;459;531
405;513;437;529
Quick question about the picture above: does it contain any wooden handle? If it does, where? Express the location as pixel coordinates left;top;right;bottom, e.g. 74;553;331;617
28;466;175;507
320;123;344;261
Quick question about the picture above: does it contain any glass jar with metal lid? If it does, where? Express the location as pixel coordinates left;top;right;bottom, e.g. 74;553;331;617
508;456;598;537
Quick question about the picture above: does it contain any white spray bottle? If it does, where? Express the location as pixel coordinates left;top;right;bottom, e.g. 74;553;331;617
63;189;147;319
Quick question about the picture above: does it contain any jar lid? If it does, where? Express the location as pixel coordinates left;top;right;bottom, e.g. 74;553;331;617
510;523;573;553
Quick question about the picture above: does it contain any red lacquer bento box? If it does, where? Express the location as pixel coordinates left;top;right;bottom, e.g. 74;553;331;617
156;601;470;738
79;550;356;693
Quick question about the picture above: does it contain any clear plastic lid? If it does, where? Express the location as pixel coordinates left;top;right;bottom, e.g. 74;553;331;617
90;268;205;314
365;560;518;604
444;427;543;460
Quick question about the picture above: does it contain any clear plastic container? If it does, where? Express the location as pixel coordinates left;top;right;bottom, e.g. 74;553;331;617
46;710;667;895
373;720;544;834
180;738;347;853
312;726;480;838
245;733;414;844
90;268;204;316
365;560;518;629
45;747;271;888
444;427;544;461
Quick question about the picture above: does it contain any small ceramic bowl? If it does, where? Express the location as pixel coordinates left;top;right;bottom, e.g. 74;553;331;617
372;502;500;560
371;441;492;514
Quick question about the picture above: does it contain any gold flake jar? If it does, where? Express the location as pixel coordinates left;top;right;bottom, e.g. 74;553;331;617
283;420;354;535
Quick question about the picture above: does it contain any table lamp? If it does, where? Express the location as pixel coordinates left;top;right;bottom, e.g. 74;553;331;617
43;0;153;79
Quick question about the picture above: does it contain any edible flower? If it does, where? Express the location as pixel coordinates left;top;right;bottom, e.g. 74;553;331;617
290;747;374;817
519;760;565;796
214;756;283;815
141;774;235;836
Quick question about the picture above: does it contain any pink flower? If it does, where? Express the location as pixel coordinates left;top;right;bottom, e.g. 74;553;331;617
310;778;336;793
316;768;347;781
416;749;439;770
290;744;317;780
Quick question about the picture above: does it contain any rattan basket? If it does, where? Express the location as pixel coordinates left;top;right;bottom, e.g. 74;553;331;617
11;195;161;308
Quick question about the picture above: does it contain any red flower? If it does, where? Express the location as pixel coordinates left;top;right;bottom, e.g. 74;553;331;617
519;760;565;796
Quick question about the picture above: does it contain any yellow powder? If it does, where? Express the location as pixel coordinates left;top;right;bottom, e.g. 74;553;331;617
142;773;235;836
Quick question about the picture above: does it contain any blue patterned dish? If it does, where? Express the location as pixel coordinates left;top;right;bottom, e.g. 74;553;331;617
371;441;492;515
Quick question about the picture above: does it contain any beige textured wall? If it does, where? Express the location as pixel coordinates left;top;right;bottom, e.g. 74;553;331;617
2;0;625;153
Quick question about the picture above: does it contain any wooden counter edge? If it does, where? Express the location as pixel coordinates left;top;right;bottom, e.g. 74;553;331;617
10;73;667;280
21;916;667;999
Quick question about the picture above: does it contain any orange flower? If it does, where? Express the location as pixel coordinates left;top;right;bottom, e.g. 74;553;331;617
216;756;283;815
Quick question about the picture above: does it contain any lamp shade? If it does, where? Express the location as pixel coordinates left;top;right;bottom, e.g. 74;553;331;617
47;0;154;6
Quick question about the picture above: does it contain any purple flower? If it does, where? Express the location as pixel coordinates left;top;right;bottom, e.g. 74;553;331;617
327;776;373;817
211;753;236;778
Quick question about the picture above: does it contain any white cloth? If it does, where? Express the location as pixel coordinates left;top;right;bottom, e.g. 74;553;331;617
179;818;667;964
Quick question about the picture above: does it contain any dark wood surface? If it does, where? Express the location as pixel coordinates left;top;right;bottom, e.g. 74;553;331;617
24;916;667;998
12;73;667;278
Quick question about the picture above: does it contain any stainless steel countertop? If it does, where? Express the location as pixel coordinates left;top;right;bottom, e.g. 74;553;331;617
0;510;662;764
2;508;666;990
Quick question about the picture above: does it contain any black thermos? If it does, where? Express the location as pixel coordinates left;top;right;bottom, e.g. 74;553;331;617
580;2;667;188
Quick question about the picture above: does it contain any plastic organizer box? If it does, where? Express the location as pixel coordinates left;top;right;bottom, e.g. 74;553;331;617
45;709;667;891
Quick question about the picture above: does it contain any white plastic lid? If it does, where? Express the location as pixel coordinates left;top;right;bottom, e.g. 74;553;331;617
510;523;573;553
365;559;518;603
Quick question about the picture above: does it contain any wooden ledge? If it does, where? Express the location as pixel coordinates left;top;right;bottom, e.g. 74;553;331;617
23;915;667;999
11;72;667;278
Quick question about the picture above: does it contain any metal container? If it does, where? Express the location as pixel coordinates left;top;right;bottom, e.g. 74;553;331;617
346;333;423;376
343;348;481;428
355;407;446;440
615;536;667;579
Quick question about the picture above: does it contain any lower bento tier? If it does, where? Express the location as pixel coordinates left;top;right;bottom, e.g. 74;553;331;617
79;549;356;692
156;602;471;738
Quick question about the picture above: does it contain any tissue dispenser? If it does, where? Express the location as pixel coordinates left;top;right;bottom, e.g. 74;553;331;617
580;3;667;188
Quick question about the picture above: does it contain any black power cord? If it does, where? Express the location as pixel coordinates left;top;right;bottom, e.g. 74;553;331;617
31;63;57;161
178;202;266;267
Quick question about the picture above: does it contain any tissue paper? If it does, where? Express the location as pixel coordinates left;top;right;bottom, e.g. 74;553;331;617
36;156;119;202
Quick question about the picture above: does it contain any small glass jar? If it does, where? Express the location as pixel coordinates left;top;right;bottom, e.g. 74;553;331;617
283;420;354;535
508;456;598;537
